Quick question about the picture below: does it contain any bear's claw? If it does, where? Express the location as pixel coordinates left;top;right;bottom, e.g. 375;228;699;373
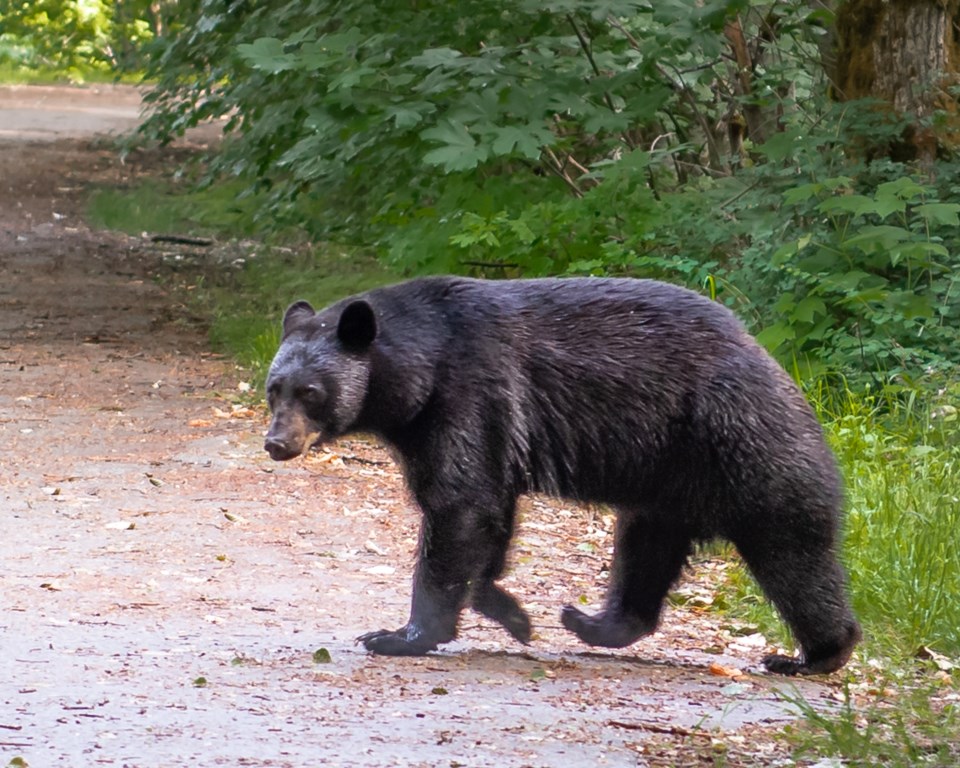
357;626;438;656
762;653;806;675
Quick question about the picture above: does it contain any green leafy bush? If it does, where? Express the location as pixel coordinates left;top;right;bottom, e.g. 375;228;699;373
140;0;960;385
748;172;960;379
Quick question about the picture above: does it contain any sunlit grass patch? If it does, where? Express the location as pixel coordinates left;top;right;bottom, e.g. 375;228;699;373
88;178;264;239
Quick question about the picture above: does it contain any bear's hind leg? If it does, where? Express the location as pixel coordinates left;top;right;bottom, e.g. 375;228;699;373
733;529;861;676
562;516;692;648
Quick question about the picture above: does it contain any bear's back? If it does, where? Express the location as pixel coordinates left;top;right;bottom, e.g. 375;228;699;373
366;278;795;506
371;275;752;364
393;276;762;399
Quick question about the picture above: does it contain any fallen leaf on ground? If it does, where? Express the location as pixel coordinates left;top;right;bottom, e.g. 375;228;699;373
364;540;387;556
708;662;745;679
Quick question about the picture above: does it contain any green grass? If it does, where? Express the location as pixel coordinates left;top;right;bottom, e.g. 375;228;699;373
88;179;267;240
836;398;960;658
778;676;959;767
87;174;397;384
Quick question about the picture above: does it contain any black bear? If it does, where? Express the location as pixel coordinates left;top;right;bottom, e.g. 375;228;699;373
264;277;860;675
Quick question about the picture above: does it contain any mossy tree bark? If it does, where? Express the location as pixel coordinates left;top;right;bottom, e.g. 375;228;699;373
833;0;960;164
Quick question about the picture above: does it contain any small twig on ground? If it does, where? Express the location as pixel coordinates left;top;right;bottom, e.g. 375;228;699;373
606;720;712;738
150;234;215;246
341;455;391;467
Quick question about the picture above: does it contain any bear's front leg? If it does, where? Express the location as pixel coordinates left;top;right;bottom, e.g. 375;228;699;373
358;486;488;655
357;562;466;655
357;447;520;656
471;580;531;645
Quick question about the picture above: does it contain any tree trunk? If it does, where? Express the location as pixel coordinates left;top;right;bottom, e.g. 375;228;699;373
833;0;960;165
724;16;770;147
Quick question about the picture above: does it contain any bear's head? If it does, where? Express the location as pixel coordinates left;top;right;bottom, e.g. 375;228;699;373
263;299;376;461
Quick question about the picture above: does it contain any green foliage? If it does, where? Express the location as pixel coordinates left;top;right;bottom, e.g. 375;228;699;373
750;170;960;379
0;0;163;77
140;0;960;384
141;0;776;232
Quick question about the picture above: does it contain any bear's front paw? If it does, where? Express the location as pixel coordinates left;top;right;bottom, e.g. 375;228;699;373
356;625;438;656
561;605;604;645
762;650;851;676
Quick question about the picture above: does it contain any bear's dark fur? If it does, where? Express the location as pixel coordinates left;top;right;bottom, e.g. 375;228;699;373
264;276;860;675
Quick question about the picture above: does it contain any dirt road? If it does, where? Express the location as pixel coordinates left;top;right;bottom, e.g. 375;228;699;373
0;83;143;140
0;86;834;767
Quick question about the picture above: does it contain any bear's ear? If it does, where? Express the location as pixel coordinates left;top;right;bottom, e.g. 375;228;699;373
282;300;315;339
337;300;377;349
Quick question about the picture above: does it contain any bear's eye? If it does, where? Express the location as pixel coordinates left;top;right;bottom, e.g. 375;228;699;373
297;384;324;403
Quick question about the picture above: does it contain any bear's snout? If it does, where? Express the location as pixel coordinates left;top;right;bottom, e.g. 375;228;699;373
264;436;302;462
264;406;322;461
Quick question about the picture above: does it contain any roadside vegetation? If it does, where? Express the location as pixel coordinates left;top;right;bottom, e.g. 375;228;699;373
0;0;165;82
12;0;960;764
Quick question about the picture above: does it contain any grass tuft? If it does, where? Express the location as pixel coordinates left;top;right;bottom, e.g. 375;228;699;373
88;179;265;239
778;675;960;767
